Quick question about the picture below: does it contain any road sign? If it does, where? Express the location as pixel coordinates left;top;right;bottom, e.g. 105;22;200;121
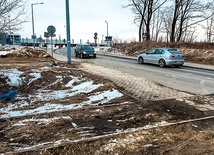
31;35;36;39
47;25;56;57
142;32;147;39
44;32;49;38
47;25;56;36
105;36;112;41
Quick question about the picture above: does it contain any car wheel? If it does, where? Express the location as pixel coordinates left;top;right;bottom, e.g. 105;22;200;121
93;54;96;58
138;57;144;64
158;59;166;67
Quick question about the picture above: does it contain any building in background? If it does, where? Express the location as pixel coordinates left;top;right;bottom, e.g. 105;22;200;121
6;33;21;45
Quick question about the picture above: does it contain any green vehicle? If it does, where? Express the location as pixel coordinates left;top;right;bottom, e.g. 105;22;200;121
75;44;96;58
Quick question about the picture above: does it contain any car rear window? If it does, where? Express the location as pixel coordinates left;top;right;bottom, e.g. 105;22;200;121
168;49;181;54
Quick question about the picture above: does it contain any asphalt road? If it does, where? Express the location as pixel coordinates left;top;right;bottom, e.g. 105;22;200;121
55;48;214;95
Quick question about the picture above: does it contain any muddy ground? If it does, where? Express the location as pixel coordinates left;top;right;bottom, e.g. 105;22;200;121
0;48;214;155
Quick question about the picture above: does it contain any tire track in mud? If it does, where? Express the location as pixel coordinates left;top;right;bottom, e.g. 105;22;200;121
80;63;192;100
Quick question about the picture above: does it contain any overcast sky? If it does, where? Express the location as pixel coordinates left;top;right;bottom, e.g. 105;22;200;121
18;0;138;43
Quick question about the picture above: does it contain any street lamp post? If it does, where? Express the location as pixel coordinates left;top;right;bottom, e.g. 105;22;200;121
65;0;71;64
31;2;44;48
58;34;61;44
105;21;108;47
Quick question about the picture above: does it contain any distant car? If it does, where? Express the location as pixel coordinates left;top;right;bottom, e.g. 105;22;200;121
75;44;96;58
137;48;184;67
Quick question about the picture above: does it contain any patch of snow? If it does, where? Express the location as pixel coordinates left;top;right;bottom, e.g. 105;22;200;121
13;116;71;126
28;73;41;84
71;122;78;128
31;81;103;102
191;124;198;128
143;121;168;129
65;76;79;87
0;51;10;56
0;88;123;118
0;103;74;118
93;109;103;113
87;89;123;105
0;67;124;119
1;69;24;86
143;144;154;147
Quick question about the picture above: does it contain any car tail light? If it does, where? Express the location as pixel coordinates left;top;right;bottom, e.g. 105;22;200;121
169;54;175;58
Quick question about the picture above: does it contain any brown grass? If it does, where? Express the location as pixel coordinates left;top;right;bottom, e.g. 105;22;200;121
112;41;214;65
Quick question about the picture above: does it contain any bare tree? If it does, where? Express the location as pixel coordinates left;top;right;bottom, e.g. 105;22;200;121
0;0;27;33
169;0;214;42
161;6;174;44
124;0;147;42
125;0;168;42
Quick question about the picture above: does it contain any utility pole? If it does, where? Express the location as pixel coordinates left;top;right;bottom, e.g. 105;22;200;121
31;2;44;48
65;0;71;64
105;21;108;47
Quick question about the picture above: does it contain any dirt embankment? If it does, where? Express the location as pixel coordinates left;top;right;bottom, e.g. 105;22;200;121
0;47;51;59
111;41;214;65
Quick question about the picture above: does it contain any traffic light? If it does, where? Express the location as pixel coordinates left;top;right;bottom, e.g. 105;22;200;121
94;32;98;39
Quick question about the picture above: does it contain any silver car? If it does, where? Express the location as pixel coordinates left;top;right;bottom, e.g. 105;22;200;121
137;48;184;67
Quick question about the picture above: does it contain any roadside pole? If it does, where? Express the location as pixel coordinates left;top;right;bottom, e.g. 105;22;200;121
51;36;53;56
47;26;56;57
142;32;146;51
65;0;71;64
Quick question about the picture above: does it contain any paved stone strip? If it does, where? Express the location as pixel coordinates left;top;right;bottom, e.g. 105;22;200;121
179;95;214;111
81;63;192;100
